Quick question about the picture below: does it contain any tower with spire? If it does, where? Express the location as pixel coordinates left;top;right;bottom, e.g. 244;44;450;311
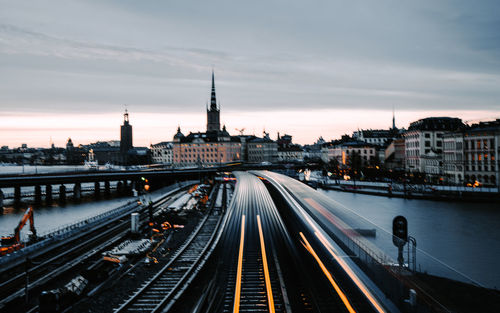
207;71;221;132
120;109;133;155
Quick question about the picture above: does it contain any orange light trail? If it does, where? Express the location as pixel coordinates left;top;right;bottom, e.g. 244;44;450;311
303;198;386;313
257;215;276;313
233;215;246;313
315;232;386;313
299;232;357;313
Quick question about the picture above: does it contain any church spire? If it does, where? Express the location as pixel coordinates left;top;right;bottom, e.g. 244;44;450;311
210;70;217;111
392;105;396;129
207;70;221;132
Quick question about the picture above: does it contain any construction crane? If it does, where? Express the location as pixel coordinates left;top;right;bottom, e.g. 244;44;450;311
1;207;37;256
235;128;245;135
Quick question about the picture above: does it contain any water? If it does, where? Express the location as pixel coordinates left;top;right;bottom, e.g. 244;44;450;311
318;189;500;289
0;197;135;239
0;164;125;175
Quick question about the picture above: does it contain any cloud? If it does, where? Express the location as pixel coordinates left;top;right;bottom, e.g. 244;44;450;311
0;0;499;146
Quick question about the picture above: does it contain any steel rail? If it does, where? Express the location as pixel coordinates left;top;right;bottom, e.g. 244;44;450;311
0;186;186;311
114;184;225;313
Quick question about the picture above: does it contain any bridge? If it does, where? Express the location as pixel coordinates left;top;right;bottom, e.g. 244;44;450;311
0;164;292;207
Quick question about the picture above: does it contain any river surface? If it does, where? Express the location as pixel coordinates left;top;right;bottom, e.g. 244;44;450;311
0;197;135;238
318;188;500;289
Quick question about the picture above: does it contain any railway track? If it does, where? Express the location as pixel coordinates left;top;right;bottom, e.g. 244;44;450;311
217;173;287;313
114;184;227;313
0;184;190;312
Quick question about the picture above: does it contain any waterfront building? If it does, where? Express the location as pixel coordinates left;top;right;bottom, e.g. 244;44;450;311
352;129;395;146
421;151;442;182
443;132;464;184
247;133;277;163
321;140;377;167
303;137;325;162
276;133;304;163
404;117;465;173
277;145;304;162
173;127;241;166
65;138;87;165
150;141;174;165
384;137;405;170
463;120;500;187
85;141;121;164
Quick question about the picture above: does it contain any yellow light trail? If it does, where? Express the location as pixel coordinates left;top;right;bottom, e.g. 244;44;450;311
257;215;276;313
315;232;386;313
233;215;246;313
299;232;357;313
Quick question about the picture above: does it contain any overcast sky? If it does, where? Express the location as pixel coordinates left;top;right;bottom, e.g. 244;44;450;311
1;0;499;147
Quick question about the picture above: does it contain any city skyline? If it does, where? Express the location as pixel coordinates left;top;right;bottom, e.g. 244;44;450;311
1;0;500;147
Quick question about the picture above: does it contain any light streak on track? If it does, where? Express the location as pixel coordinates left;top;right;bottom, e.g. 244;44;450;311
233;215;246;313
257;214;276;313
299;232;357;313
315;232;387;313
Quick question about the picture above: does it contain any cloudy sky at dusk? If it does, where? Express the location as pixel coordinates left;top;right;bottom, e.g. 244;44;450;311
1;0;500;147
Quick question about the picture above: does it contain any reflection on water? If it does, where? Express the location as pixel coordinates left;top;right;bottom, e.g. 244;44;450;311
318;189;500;289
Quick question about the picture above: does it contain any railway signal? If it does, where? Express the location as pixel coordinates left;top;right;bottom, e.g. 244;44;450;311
393;215;408;267
392;215;408;247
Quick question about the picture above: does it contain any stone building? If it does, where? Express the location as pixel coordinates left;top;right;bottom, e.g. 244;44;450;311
404;117;465;173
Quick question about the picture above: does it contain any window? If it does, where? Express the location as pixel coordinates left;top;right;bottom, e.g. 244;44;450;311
425;133;430;138
425;141;430;147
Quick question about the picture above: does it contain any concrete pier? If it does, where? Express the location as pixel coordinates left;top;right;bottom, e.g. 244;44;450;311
59;185;66;203
14;186;21;207
46;184;53;205
74;182;81;201
104;181;110;196
34;185;42;206
94;181;100;198
117;181;123;195
123;180;130;195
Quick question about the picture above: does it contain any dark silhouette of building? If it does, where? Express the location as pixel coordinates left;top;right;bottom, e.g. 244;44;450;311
120;109;133;164
207;71;221;132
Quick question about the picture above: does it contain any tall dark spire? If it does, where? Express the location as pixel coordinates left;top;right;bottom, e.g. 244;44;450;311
210;70;217;110
392;105;396;129
207;70;221;132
